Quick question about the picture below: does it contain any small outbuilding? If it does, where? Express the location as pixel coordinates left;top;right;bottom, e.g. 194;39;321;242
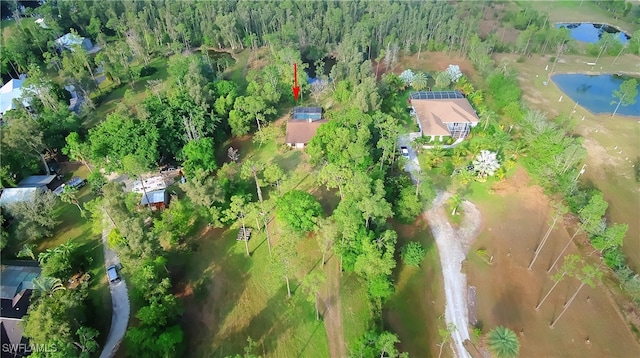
55;33;93;52
18;175;60;191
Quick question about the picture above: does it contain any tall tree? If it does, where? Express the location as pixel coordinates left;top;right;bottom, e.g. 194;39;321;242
611;78;638;117
314;217;338;267
528;202;568;270
535;254;581;310
301;270;327;321
63;133;93;172
241;159;264;203
275;190;322;233
550;263;602;328
225;195;251;256
60;185;84;216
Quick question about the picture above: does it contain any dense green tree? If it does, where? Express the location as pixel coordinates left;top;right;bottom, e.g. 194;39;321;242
5;190;58;243
400;241;426;267
300;270;327;321
179;137;217;178
63;132;93;172
275;190;323;233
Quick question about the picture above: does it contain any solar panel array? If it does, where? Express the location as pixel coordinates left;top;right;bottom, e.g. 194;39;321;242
409;91;464;100
293;107;323;121
293;107;322;114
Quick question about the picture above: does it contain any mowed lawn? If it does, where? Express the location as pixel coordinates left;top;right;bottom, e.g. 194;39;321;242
466;168;640;357
497;51;640;271
177;137;331;357
384;217;445;358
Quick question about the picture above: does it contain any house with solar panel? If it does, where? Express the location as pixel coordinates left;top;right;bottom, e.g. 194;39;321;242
286;107;328;148
408;91;480;142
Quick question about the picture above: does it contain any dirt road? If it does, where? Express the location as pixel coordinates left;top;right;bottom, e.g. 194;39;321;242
424;192;481;358
319;255;347;358
99;228;130;358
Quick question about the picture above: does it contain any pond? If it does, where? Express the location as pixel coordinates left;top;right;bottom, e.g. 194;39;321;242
551;74;640;117
195;49;236;72
556;23;630;44
302;55;337;84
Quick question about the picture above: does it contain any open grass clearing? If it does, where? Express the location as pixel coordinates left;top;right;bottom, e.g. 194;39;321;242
497;52;640;271
176;133;333;357
384;217;445;358
466;167;640;357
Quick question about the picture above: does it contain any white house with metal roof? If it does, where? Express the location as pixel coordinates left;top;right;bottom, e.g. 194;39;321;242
0;74;30;118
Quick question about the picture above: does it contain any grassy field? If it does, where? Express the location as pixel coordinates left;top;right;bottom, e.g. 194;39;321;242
90;57;170;127
496;51;640;271
176;134;333;357
384;217;446;358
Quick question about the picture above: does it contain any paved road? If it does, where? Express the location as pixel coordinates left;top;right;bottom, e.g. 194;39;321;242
99;228;130;358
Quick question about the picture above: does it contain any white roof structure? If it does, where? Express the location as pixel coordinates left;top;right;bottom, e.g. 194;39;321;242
0;74;30;117
35;18;49;29
132;176;166;194
0;187;44;207
55;33;92;51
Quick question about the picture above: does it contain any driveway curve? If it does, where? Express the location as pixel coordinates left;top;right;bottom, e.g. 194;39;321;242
424;192;481;358
99;227;130;358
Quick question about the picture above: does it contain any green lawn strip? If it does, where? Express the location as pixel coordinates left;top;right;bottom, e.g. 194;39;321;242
339;273;372;353
384;220;443;357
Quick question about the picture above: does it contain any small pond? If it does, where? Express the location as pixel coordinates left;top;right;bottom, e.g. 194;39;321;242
556;23;630;44
302;55;337;84
196;49;236;72
551;73;640;117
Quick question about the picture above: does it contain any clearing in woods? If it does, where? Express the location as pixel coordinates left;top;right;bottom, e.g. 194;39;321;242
466;168;640;357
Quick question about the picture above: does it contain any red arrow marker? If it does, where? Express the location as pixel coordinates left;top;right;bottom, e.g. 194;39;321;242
292;63;300;102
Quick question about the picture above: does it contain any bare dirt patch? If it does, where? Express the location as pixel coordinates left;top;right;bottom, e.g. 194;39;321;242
319;256;347;358
397;52;480;83
466;169;640;357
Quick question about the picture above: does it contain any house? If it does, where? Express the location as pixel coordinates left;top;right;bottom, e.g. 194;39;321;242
18;175;60;191
55;33;93;52
285;107;328;148
0;74;30;119
409;91;480;142
140;189;170;210
1;262;41;358
132;176;166;194
0;187;45;208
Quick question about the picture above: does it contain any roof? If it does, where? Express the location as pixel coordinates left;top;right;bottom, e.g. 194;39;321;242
292;107;323;121
0;74;30;115
18;175;56;187
55;33;86;48
410;93;479;137
0;264;41;300
285;119;328;144
0;187;44;207
140;189;168;205
1;290;32;319
132;176;166;193
410;91;465;100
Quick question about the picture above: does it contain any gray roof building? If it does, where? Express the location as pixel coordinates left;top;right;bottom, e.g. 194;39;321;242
17;175;57;188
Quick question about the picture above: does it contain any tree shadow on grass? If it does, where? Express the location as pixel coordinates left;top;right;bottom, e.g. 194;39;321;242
177;226;253;356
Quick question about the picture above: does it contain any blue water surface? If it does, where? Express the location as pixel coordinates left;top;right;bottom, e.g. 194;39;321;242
556;23;630;44
552;74;640;117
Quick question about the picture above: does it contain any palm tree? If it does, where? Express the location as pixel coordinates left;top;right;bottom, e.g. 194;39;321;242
32;276;65;297
448;194;462;216
486;326;520;358
528;202;567;270
17;244;37;260
412;72;428;91
473;150;501;178
536;254;580;310
60;185;84;216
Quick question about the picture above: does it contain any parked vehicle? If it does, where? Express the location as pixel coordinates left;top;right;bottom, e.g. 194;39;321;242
401;146;410;158
106;265;121;283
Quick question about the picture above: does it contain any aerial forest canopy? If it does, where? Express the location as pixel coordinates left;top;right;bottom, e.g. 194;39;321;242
1;0;481;76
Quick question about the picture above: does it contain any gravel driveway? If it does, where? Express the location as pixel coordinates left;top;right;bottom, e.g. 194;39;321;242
99;228;130;358
424;192;481;358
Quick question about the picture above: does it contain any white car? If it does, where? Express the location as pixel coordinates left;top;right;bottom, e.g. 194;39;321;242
401;146;410;158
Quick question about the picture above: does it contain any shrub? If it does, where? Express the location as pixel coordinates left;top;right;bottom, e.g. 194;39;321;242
401;241;426;267
138;65;156;77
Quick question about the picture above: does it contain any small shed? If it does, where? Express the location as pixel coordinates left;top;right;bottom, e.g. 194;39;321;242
140;189;169;210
